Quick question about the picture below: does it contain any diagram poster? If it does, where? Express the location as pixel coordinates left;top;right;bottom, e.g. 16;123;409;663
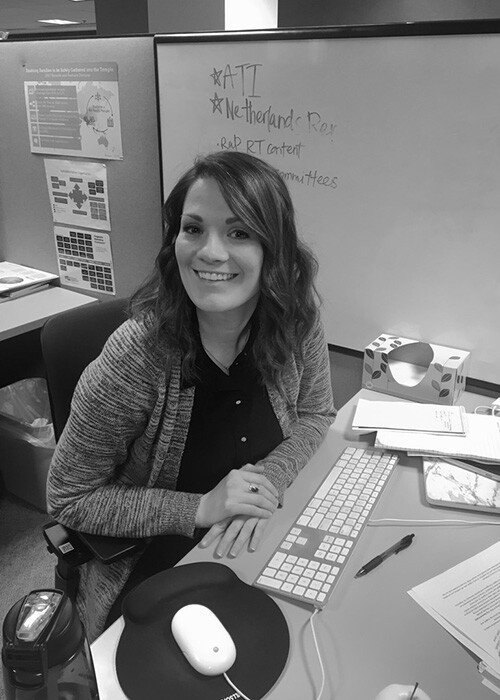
44;159;110;231
24;62;123;160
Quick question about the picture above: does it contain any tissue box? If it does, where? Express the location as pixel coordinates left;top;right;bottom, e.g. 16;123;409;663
362;334;470;404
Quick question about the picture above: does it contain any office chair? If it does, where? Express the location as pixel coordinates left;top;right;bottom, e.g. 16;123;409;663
41;298;144;601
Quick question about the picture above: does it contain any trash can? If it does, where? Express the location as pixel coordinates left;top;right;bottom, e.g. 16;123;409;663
0;378;55;512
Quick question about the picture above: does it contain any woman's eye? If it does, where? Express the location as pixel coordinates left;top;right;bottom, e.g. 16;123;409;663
229;229;250;240
182;224;201;235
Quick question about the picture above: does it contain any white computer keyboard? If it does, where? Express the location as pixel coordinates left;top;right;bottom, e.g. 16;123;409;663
254;446;398;607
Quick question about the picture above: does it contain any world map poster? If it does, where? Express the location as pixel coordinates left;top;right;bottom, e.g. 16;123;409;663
24;62;123;160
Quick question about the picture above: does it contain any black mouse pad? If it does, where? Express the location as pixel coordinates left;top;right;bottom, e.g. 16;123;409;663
115;562;290;700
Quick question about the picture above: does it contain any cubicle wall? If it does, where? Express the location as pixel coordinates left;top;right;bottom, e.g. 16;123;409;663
155;23;500;387
0;36;162;300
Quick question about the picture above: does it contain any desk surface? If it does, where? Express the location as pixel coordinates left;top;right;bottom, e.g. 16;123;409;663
91;390;500;700
0;286;97;341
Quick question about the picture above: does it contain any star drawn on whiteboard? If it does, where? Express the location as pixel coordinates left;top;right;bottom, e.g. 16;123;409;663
210;67;223;86
210;92;224;114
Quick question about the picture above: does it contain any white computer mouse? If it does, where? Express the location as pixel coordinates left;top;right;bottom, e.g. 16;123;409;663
171;603;236;676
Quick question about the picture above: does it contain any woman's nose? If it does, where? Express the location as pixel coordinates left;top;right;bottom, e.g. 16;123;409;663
198;231;229;262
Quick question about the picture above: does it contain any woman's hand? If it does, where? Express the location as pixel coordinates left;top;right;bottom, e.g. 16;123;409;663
199;515;269;558
195;463;279;529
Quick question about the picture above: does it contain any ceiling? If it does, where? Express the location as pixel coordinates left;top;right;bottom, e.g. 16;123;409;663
0;0;96;36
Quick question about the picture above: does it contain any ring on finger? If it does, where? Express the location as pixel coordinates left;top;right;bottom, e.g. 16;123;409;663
249;483;260;494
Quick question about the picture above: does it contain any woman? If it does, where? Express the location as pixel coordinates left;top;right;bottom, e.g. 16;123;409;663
47;151;336;641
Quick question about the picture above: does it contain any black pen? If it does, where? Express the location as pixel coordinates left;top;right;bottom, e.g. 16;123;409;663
408;682;419;700
354;533;415;578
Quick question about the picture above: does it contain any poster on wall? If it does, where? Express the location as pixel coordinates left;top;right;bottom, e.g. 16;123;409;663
44;159;110;231
54;226;116;295
24;62;123;160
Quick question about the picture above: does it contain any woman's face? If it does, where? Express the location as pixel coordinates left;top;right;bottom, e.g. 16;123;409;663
175;177;264;321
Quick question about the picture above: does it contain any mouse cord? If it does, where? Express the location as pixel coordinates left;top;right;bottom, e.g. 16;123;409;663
223;610;326;700
223;672;252;700
309;608;326;700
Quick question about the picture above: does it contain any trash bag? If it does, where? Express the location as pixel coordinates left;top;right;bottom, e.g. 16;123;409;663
0;378;55;448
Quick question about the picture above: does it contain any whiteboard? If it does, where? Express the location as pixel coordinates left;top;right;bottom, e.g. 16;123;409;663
155;28;500;386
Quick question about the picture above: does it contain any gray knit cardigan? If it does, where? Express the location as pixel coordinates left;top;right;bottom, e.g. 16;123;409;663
47;314;336;641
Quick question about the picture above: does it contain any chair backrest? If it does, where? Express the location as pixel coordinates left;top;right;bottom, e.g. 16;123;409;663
41;298;129;440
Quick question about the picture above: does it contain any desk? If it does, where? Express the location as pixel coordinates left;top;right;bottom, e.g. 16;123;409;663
0;286;96;341
91;389;500;700
0;286;97;388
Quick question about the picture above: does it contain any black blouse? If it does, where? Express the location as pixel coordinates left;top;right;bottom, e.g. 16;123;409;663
176;332;284;493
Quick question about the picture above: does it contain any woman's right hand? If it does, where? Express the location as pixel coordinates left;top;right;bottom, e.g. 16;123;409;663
195;463;279;529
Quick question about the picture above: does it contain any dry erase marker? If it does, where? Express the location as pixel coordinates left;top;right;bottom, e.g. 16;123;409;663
354;534;415;578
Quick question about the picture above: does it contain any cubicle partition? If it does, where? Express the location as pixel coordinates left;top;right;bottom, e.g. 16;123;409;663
0;35;162;301
154;21;500;389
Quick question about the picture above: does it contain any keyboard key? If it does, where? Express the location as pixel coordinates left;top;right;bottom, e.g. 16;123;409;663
310;513;323;528
257;575;282;589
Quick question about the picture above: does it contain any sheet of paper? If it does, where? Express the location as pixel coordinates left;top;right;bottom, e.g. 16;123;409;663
408;541;500;675
45;159;110;231
479;660;500;695
482;677;500;695
24;62;123;160
352;398;467;434
54;226;115;295
375;414;500;462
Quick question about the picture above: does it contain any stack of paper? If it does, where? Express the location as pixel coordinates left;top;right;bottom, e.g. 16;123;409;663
0;261;57;299
352;399;500;464
374;413;500;464
409;542;500;695
352;399;467;435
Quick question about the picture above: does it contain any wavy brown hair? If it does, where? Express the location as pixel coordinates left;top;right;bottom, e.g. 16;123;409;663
130;151;320;386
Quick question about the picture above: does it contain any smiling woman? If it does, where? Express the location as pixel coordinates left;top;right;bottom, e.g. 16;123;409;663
46;150;336;641
175;177;264;331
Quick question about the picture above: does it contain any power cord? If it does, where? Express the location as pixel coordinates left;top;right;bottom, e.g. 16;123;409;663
369;518;500;526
